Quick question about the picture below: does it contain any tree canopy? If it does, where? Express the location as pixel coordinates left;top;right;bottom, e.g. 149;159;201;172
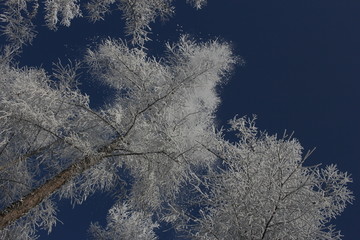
0;1;353;239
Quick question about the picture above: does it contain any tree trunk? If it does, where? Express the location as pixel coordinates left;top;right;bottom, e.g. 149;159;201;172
0;134;150;230
0;154;97;230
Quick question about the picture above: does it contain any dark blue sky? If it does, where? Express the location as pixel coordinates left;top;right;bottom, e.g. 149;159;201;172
5;0;359;239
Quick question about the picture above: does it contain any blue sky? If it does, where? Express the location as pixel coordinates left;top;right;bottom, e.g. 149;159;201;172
3;0;359;239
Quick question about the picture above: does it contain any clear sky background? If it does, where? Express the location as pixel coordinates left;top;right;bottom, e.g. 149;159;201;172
2;0;359;239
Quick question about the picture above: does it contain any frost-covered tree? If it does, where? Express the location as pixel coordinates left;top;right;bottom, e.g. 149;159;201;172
0;1;354;239
0;0;208;47
168;116;353;240
0;36;234;238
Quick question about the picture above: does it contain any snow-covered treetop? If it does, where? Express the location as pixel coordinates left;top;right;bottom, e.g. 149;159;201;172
0;0;208;48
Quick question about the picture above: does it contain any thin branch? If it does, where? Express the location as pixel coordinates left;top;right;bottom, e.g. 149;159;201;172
66;102;121;136
104;150;166;158
0;139;61;172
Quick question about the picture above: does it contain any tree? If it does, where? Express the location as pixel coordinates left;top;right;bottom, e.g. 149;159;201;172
0;36;235;239
167;116;353;239
0;0;353;239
